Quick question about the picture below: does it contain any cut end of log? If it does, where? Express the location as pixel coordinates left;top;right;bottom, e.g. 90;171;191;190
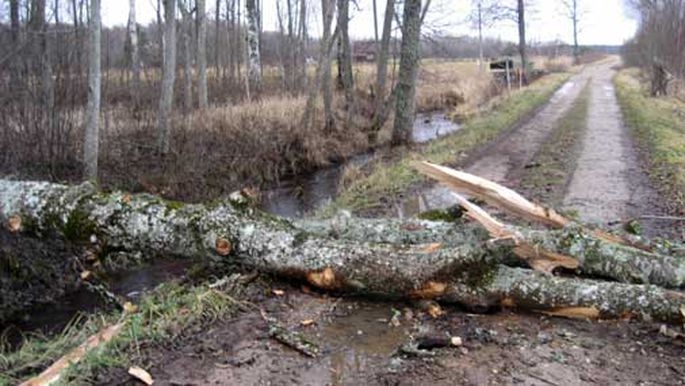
306;267;344;291
410;281;448;299
7;215;21;233
215;238;232;256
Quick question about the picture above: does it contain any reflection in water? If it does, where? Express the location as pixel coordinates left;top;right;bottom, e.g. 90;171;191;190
261;113;461;218
3;259;196;350
319;303;410;385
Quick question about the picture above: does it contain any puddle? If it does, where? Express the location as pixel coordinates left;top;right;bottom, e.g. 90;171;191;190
2;258;196;350
412;113;461;143
261;113;461;218
311;302;411;385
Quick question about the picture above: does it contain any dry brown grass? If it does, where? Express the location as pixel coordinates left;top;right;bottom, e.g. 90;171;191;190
1;60;501;202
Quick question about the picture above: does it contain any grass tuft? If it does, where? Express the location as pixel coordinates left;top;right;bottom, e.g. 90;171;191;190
0;278;246;385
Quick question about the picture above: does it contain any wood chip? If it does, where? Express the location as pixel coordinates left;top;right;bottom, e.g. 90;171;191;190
540;306;600;320
421;243;442;254
272;289;285;296
128;366;154;385
7;215;21;232
300;319;315;327
215;238;232;256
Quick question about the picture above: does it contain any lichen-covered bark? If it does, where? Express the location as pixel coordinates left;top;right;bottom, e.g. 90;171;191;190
521;226;685;288
1;179;684;323
444;266;685;323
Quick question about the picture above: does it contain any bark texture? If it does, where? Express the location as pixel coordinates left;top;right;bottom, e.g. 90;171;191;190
197;0;209;108
246;0;262;92
127;0;141;92
391;0;422;146
2;179;684;323
157;0;177;155
83;0;101;181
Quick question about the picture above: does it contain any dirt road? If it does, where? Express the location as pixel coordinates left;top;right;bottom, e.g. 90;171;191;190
416;65;596;212
417;60;659;233
562;62;659;226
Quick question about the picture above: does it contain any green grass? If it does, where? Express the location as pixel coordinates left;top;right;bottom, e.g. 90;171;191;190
614;69;685;213
518;79;591;206
0;277;247;385
323;72;572;215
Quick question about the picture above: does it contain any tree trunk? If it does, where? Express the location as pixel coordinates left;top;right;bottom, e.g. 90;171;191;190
372;0;395;134
572;0;579;63
157;0;177;155
1;178;684;323
478;1;483;70
180;1;193;114
321;1;336;131
302;0;336;131
245;0;262;94
197;0;209;108
391;0;421;146
297;0;308;91
83;0;101;181
337;0;355;127
9;0;21;94
517;0;527;84
127;0;141;94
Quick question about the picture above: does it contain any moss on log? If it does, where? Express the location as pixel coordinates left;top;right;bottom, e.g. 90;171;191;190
1;179;684;323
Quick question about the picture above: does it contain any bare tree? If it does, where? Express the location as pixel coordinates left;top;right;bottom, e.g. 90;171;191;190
391;0;422;146
84;0;101;180
301;0;337;131
371;0;395;133
469;0;502;68
179;0;194;114
246;0;262;93
9;0;21;94
157;0;177;155
337;0;355;126
197;0;209;108
517;0;527;82
127;0;141;93
560;0;581;63
623;0;685;96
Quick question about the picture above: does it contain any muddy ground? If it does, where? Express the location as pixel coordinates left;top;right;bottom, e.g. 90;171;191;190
99;280;685;386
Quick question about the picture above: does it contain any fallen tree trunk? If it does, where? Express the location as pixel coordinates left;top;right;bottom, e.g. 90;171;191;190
1;179;684;322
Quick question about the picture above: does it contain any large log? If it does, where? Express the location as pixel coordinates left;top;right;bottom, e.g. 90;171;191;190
1;179;684;322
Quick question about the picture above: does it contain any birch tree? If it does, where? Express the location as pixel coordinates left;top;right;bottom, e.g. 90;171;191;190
197;0;209;108
84;0;101;180
245;0;262;92
157;0;177;155
127;0;141;92
391;0;422;146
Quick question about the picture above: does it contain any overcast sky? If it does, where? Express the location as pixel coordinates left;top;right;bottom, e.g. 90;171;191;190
98;0;636;46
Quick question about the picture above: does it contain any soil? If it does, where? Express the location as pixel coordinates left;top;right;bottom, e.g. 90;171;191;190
101;281;685;386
